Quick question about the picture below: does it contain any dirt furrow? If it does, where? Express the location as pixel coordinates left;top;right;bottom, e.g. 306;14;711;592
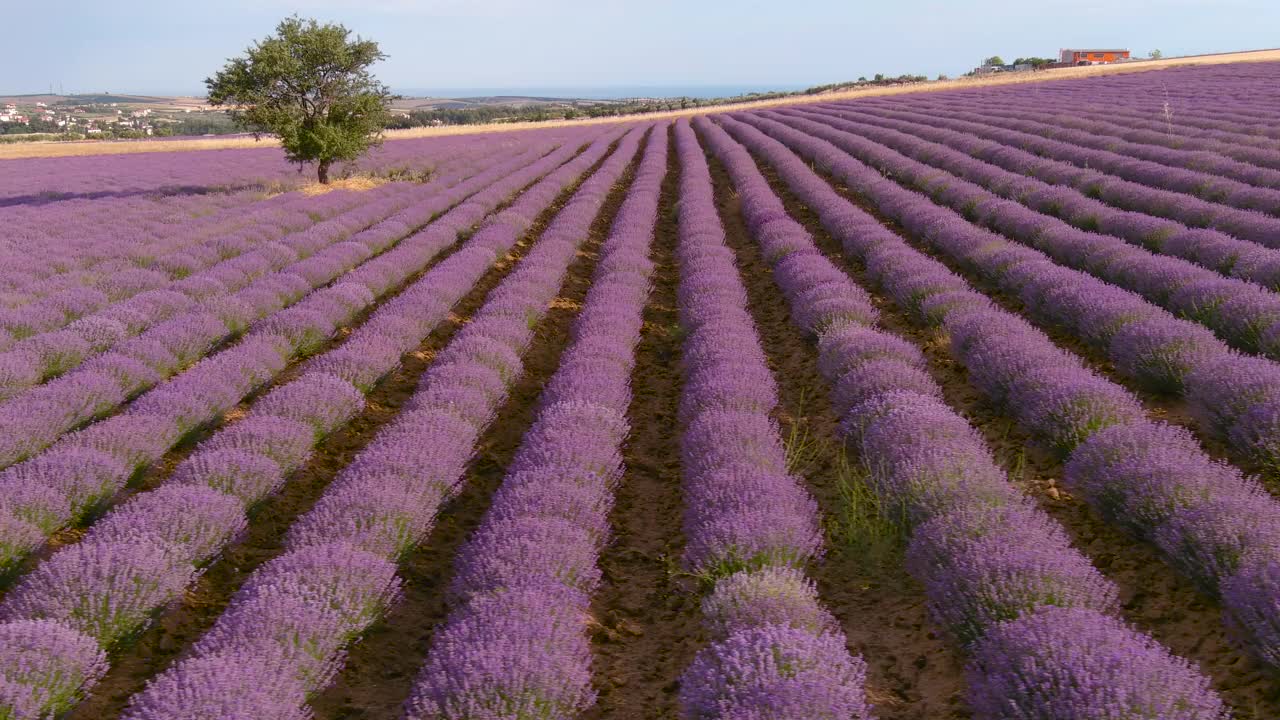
584;126;703;720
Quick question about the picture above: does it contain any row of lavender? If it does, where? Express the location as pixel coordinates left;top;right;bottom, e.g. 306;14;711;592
957;86;1280;161
978;61;1280;107
756;110;1280;481
0;137;580;578
404;123;665;718
0;182;447;400
0;141;554;470
0;136;504;311
769;108;1280;363
0;129;624;720
880;89;1280;190
911;86;1280;178
1;139;514;368
797;103;1280;287
697;114;1231;717
731;110;1280;667
828;100;1280;245
2;189;306;306
0;136;537;398
116;125;645;719
670;119;871;718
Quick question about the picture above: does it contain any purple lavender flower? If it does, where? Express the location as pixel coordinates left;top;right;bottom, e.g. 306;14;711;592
967;606;1228;719
121;650;313;720
252;372;365;436
1156;490;1280;593
84;484;246;566
817;323;926;381
1;539;193;645
63;413;182;471
198;415;315;471
1222;549;1280;667
1109;316;1221;393
907;503;1119;645
285;478;442;559
1064;422;1251;540
405;582;596;720
679;624;871;720
450;516;601;601
1;446;127;518
702;567;838;640
0;619;107;720
169;448;285;505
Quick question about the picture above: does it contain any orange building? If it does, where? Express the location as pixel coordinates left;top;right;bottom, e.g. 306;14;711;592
1059;48;1132;65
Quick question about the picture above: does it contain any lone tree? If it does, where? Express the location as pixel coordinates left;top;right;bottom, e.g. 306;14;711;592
206;17;393;184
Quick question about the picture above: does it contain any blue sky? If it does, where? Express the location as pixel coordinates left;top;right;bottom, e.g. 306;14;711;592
2;0;1277;96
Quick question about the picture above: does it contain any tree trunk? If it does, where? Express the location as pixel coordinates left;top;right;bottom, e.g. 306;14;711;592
317;159;331;185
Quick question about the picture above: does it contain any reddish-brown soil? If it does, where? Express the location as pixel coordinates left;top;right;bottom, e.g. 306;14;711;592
306;133;643;719
704;142;971;719
743;140;1280;718
584;126;707;720
66;139;618;720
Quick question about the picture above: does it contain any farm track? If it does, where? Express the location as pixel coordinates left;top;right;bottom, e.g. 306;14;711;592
701;141;970;719
306;134;643;720
584;126;701;720
64;140;616;720
0;144;580;597
737;135;1280;717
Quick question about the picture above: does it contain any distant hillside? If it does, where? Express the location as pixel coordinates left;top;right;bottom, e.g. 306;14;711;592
391;95;616;111
0;93;169;105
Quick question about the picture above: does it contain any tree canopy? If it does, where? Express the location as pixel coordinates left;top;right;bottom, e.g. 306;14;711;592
206;17;393;183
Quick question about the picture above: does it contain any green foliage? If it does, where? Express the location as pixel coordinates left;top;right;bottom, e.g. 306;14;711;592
205;16;393;183
167;113;240;136
1011;56;1055;68
829;453;906;563
983;55;1005;67
1149;49;1163;59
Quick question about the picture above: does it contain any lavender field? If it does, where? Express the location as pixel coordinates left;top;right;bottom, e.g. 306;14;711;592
4;60;1280;719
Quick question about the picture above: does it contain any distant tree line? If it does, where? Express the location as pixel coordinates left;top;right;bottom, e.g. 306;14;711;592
388;73;933;129
2;119;62;135
983;56;1055;68
154;114;240;137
